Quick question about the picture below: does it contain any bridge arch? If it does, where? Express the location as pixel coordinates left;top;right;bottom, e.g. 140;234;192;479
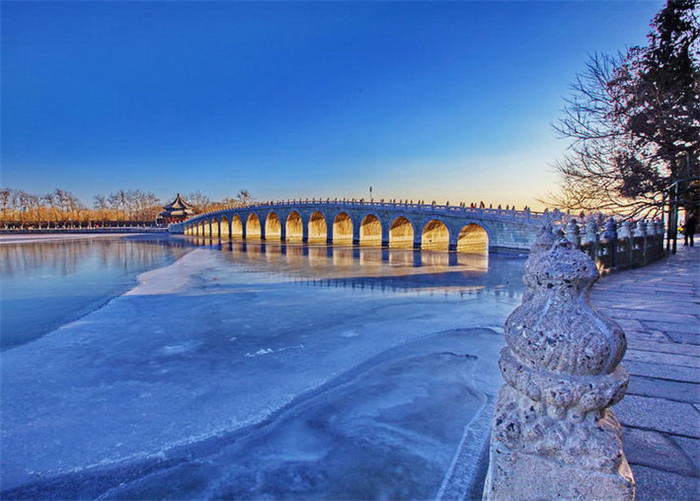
246;213;261;240
422;219;450;250
457;223;489;254
389;216;414;248
286;211;303;242
333;212;353;244
231;215;244;239
265;212;282;241
360;213;382;246
220;216;230;238
308;211;328;243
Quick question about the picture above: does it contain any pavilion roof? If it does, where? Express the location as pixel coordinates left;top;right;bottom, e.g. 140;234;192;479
162;193;196;211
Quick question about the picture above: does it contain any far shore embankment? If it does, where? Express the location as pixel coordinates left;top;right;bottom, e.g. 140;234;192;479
0;229;168;245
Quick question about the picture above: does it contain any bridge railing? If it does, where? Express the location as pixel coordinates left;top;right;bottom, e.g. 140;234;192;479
559;215;665;270
183;198;551;223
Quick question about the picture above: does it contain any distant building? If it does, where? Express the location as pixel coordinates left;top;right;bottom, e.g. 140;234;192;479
158;193;196;224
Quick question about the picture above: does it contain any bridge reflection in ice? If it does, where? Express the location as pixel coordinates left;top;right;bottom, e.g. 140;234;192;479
182;237;525;298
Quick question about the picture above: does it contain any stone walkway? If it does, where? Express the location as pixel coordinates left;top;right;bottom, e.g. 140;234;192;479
591;244;700;501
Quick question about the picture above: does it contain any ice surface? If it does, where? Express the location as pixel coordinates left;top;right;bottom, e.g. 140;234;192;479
1;244;524;499
0;235;188;349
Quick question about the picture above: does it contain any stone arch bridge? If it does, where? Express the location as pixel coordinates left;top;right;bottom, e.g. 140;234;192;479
169;200;545;253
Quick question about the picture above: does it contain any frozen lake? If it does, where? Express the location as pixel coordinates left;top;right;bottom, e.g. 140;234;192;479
0;235;526;500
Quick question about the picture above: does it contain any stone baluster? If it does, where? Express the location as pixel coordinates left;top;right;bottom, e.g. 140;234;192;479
484;235;634;500
618;221;634;266
656;220;665;260
599;218;618;269
633;219;646;241
634;220;647;264
580;219;599;263
656;219;665;238
646;220;659;259
618;220;632;241
565;218;581;248
521;224;558;303
646;219;656;238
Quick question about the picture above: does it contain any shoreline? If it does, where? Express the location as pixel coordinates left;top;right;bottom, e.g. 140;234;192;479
0;232;167;245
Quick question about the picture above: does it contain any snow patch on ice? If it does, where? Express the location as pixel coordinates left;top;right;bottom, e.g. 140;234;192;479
125;248;216;296
245;344;305;358
160;342;200;355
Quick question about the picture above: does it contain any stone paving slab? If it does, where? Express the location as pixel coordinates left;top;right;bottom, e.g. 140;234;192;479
623;428;697;476
606;309;697;323
628;376;700;404
625;360;700;384
591;245;700;500
632;464;700;501
667;331;700;345
674;435;700;472
614;394;700;438
624;349;700;368
631;340;700;356
641;319;700;333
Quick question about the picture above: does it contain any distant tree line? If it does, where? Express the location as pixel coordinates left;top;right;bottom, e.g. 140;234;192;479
0;187;253;226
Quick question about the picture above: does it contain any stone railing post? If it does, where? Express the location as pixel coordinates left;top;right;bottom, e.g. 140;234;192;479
601;218;618;270
565;218;581;248
484;232;634;500
635;220;648;265
618;220;634;267
655;220;666;260
646;220;658;261
581;219;599;263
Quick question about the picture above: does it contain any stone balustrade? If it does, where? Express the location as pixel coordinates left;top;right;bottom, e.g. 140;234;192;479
556;215;665;270
190;198;545;222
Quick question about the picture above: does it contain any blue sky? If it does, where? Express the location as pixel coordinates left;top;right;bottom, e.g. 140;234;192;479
1;1;664;209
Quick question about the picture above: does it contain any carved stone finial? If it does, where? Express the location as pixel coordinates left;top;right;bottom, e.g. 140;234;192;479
646;220;656;236
619;221;633;241
566;218;581;248
582;219;599;246
484;238;635;500
634;220;647;238
522;224;558;302
530;223;557;255
656;219;665;236
603;217;618;242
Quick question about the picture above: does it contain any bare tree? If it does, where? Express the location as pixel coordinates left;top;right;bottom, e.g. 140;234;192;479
547;0;699;219
237;189;252;204
107;190;129;220
0;188;12;224
185;192;213;212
